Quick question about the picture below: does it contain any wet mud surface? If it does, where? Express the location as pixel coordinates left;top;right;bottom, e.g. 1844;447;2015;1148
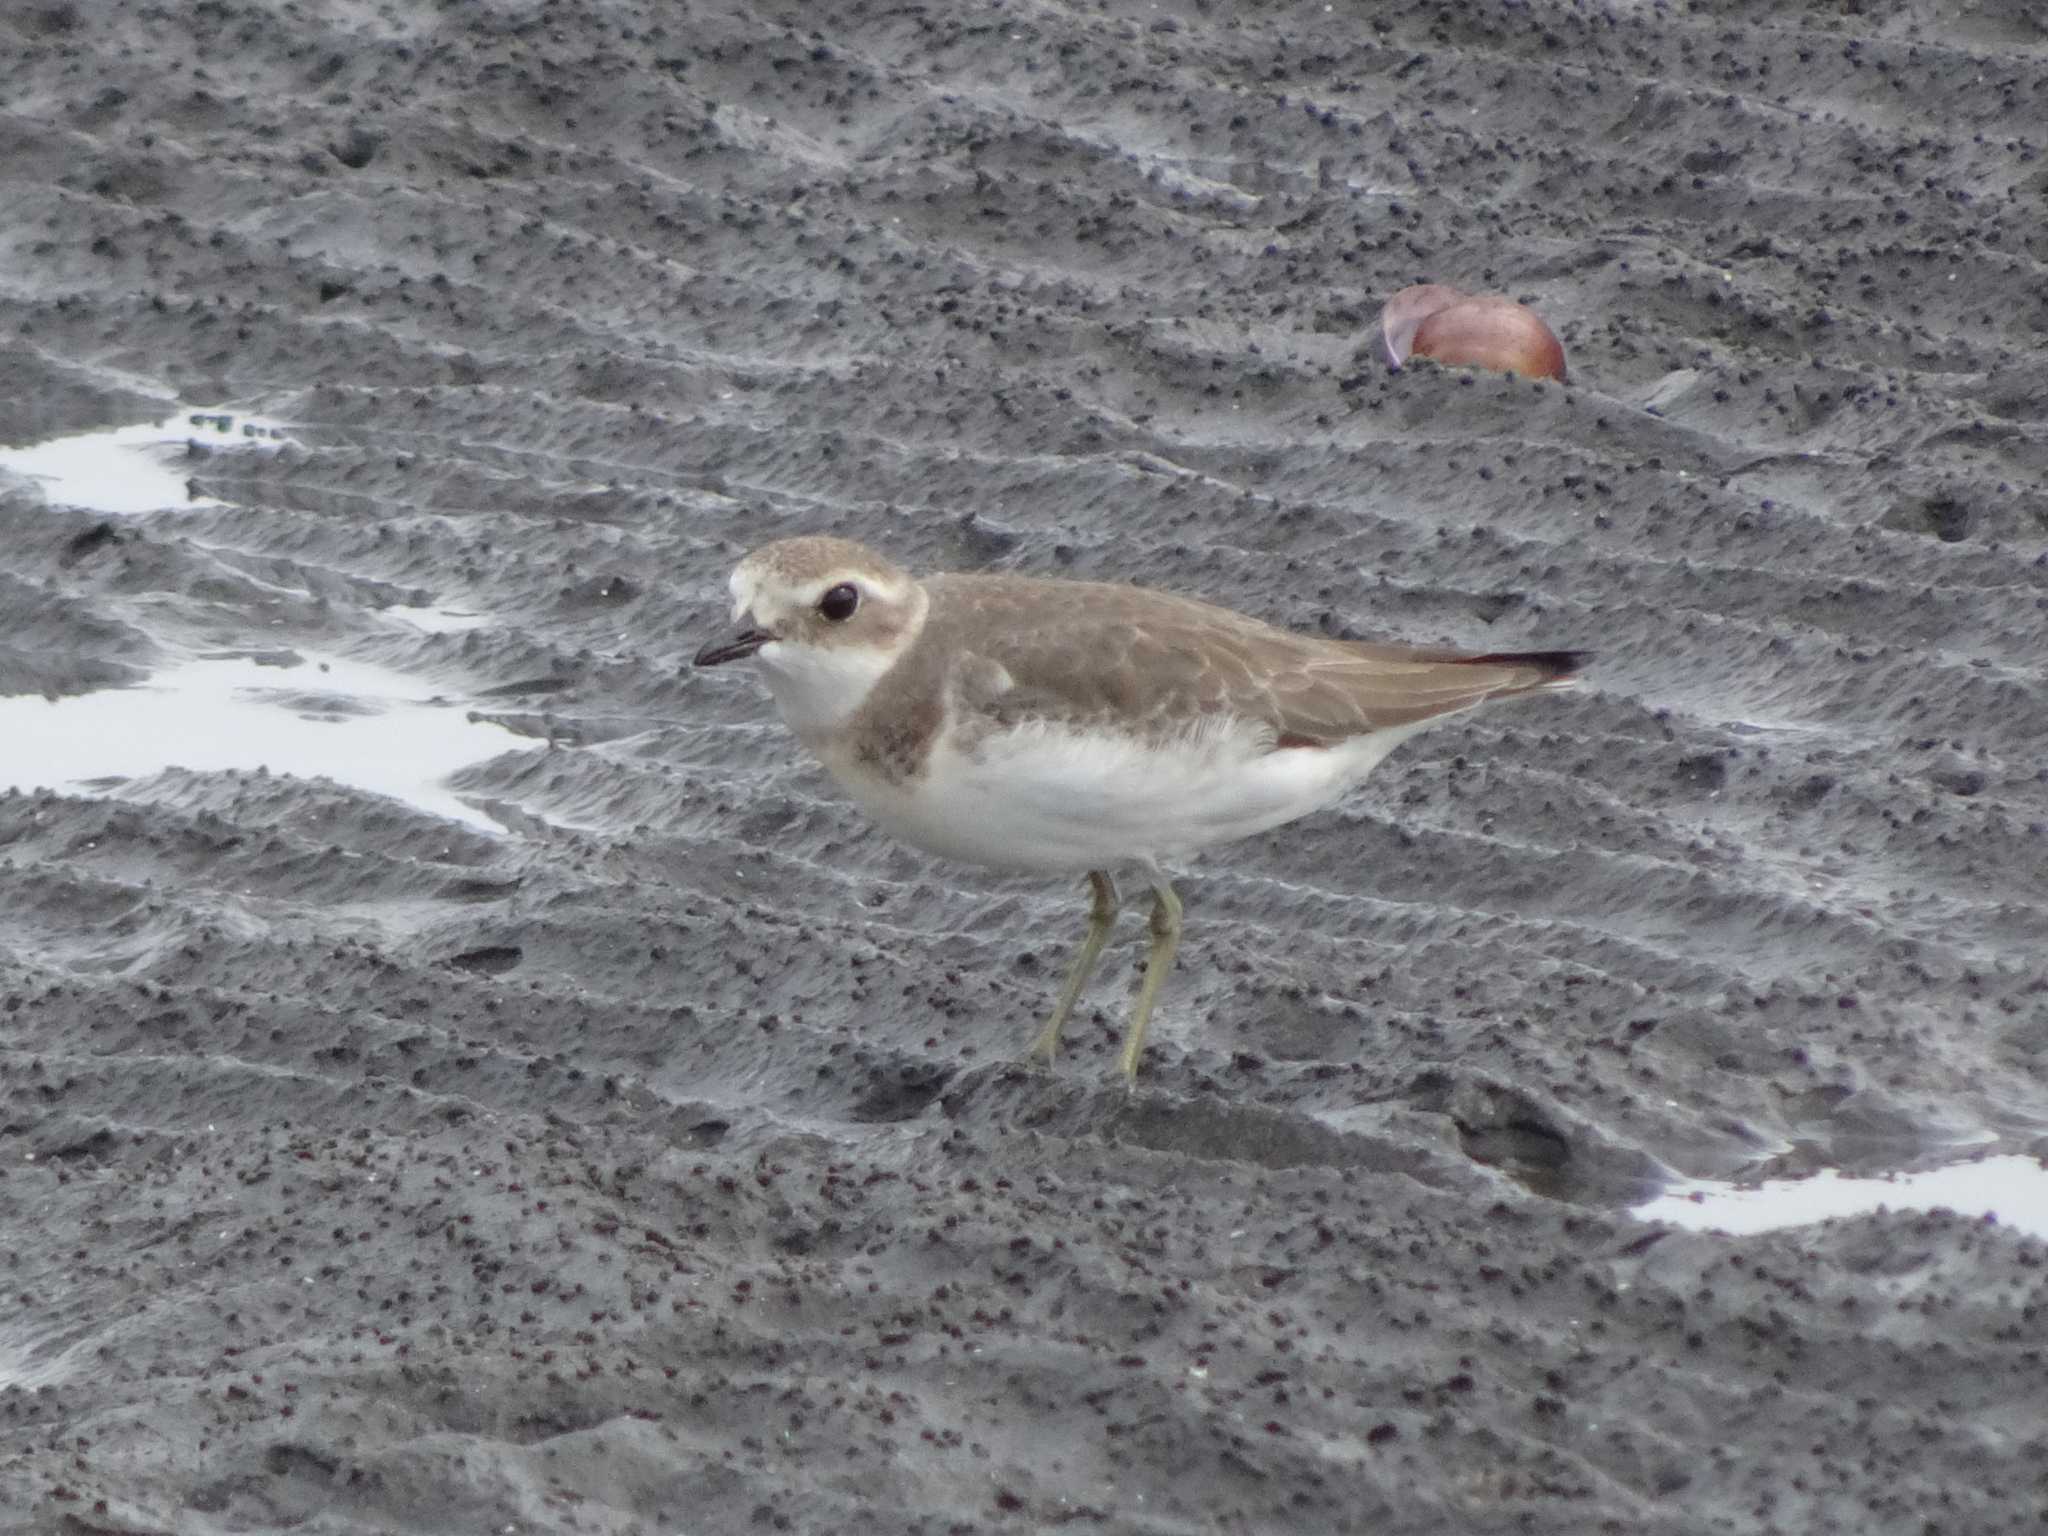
2;0;2046;1530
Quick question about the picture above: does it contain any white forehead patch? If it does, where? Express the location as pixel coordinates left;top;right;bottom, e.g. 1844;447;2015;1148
728;563;758;624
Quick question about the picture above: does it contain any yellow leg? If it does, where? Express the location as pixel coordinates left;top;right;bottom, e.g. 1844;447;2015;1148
1115;879;1182;1085
1023;871;1118;1068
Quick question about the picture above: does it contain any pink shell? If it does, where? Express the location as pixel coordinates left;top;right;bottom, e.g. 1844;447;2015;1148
1380;284;1567;383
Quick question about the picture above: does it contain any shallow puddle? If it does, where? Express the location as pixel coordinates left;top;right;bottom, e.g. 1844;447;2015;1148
4;408;528;829
0;407;291;513
1634;1153;2048;1241
0;651;539;833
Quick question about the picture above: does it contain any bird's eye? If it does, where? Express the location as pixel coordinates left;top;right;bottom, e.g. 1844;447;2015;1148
818;582;860;622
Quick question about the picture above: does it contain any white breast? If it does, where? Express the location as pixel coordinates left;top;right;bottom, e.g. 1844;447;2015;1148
754;638;897;743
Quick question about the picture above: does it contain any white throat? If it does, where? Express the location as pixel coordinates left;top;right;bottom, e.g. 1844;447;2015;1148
754;639;898;742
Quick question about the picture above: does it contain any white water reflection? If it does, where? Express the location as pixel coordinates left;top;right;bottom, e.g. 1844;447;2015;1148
0;652;539;832
4;408;488;635
0;409;290;514
4;408;522;827
1635;1154;2048;1241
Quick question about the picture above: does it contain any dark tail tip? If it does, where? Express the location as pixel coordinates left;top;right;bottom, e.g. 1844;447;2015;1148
1459;648;1589;681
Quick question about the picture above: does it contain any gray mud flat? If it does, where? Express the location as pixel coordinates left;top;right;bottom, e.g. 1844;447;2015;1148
2;1;2045;1532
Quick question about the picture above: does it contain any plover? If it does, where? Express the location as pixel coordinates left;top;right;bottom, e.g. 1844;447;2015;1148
695;536;1583;1083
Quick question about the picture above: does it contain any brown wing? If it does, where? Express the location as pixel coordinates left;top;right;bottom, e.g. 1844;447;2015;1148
1257;639;1584;743
920;573;1583;747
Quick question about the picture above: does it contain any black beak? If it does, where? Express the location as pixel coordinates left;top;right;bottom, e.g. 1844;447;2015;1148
693;627;774;668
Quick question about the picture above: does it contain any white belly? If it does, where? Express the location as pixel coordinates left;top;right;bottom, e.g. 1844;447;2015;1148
824;717;1427;874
